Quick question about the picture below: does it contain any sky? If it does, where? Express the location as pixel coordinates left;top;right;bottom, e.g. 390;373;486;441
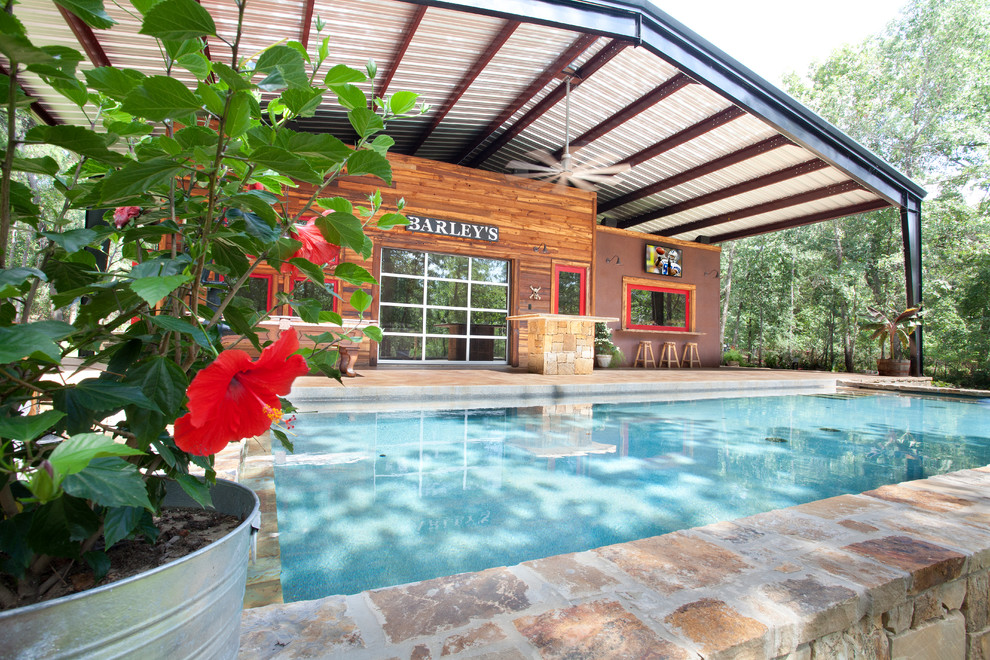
649;0;908;84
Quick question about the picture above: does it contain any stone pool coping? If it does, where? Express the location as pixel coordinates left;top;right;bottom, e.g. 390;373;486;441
238;374;990;658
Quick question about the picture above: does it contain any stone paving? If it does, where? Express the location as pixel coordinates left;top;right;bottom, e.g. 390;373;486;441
235;368;989;659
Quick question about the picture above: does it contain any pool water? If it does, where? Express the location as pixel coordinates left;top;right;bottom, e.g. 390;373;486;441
273;392;990;601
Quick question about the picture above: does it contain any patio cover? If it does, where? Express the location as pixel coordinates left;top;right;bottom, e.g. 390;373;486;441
12;0;927;372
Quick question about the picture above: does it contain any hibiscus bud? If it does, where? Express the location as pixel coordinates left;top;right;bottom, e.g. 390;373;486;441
41;459;54;479
113;206;141;229
246;182;265;191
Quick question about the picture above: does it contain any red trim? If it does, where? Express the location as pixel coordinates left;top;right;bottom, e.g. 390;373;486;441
553;265;586;315
625;284;690;331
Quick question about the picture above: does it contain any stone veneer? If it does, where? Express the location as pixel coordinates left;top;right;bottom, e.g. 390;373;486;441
239;465;990;659
524;317;596;376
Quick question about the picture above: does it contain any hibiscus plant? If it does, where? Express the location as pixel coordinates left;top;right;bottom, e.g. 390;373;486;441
0;0;423;608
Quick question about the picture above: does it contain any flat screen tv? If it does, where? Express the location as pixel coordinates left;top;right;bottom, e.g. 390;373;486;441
645;244;682;277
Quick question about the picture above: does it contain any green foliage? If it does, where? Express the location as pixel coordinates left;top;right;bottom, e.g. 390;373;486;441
0;0;427;607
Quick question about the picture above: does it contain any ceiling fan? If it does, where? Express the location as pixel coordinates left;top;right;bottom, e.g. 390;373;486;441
506;76;630;191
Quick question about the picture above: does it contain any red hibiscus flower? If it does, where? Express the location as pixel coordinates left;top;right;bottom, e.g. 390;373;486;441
245;182;265;191
174;327;309;456
283;213;340;277
113;206;141;229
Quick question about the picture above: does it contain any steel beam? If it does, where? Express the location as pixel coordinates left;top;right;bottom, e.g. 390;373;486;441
616;106;745;171
408;20;521;155
57;5;112;68
901;193;924;376
377;5;428;100
299;0;317;50
605;134;790;216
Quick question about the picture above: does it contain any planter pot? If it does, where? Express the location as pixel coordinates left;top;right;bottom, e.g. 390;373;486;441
596;353;612;368
1;478;260;660
877;358;911;377
726;361;740;367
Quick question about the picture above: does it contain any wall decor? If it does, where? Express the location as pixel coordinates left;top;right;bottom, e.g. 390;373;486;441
645;243;682;277
405;214;499;242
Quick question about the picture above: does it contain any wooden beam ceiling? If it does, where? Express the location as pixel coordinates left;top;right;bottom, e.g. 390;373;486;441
615;106;745;170
605;134;791;217
621;159;830;228
708;199;892;242
377;4;428;100
463;38;630;168
57;5;112;67
0;63;57;125
408;20;521;155
299;0;317;50
455;32;598;164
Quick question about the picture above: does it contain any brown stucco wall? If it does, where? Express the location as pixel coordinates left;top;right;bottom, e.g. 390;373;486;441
593;226;722;367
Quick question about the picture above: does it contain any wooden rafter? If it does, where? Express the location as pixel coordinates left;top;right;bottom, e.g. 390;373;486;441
455;32;597;165
57;5;112;67
708;199;892;242
621;159;830;228
0;62;58;126
602;134;791;215
408;20;521;155
377;5;428;101
616;106;745;170
464;38;629;168
299;0;317;50
553;73;693;160
655;180;864;235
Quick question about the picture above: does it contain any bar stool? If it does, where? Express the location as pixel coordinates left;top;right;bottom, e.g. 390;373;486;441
681;342;701;368
658;341;681;368
633;341;656;368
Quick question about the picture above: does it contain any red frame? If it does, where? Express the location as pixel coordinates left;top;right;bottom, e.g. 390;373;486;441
552;264;586;315
625;284;690;331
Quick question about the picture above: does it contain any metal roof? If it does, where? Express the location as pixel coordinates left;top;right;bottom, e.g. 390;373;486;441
13;0;927;244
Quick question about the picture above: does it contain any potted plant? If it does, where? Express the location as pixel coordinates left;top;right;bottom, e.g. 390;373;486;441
594;322;617;368
0;1;423;656
863;304;924;376
722;347;745;367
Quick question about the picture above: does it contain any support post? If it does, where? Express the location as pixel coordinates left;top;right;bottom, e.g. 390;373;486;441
900;194;923;376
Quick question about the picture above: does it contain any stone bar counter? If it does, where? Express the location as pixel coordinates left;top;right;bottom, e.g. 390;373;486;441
508;314;618;376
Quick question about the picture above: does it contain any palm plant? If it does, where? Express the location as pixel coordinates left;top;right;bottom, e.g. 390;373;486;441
863;304;925;360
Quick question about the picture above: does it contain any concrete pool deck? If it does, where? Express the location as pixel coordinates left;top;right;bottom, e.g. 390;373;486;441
235;367;990;658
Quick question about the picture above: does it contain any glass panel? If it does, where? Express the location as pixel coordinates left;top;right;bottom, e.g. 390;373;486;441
630;288;687;328
426;309;467;334
471;258;508;283
381;248;424;276
470;311;507;336
380;275;423;304
427;280;468;307
233;276;270;312
427;253;469;280
296;280;336;312
379;335;422;360
468;338;505;361
425;336;455;361
380;306;423;333
557;271;582;315
471;283;507;311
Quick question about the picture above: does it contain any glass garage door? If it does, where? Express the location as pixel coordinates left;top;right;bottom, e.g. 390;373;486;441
378;248;509;363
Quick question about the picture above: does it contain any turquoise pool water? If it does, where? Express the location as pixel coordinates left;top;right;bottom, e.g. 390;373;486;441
273;392;990;601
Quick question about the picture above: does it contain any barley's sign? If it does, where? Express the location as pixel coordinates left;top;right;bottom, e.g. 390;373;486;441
405;214;499;242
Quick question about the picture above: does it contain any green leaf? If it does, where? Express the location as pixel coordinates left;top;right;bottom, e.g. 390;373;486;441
130;273;191;306
271;428;294;453
287;257;325;284
293;299;321;323
54;0;116;29
105;119;154;137
145;315;210;349
315;212;365;254
173;124;218;149
333;262;376;286
0;33;56;66
281;88;323;117
83;550;112;581
348;107;383;139
368;134;395;157
49;433;146;477
332;83;366;111
0;410;65;442
50;78;89;108
8;154;60;175
212;61;251;91
377;212;409;229
42;228;98;254
363;325;384;342
103;506;145;549
346;149;392;184
139;0;216;40
324;64;367;86
350;289;372;313
224;90;253;138
388;90;420;115
174;473;213;508
63;457;154;509
254;45;308;91
25;124;129;165
28;495;100;558
249;145;321;185
66;379;161;414
99;158;186;203
177;52;211;79
122;75;202;121
0;266;46;290
0;515;34;579
279;132;351;169
316;197;353;214
210;239;250;276
0;324;64;363
85;66;146;101
225;191;278;225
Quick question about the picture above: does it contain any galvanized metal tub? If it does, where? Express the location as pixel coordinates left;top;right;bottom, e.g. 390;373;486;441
0;478;260;660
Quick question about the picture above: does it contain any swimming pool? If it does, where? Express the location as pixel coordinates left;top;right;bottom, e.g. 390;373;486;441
273;391;990;601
